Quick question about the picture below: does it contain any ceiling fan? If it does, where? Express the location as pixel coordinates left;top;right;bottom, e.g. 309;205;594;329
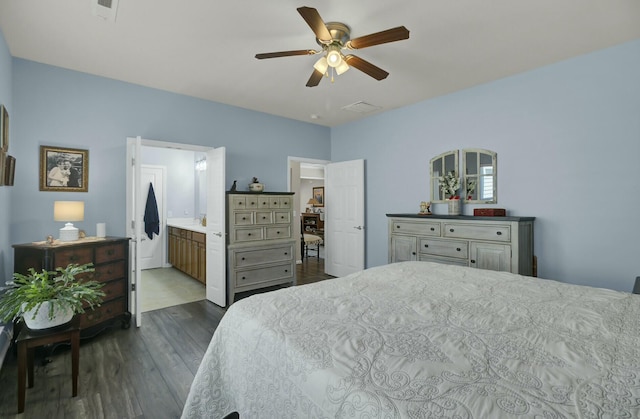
255;6;410;87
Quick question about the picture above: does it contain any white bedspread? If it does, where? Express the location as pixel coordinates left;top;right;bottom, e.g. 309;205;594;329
182;261;640;418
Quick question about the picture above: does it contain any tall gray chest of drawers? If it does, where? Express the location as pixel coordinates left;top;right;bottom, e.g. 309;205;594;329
387;214;535;275
227;192;296;304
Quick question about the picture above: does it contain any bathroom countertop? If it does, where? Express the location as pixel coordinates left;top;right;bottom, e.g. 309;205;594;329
167;218;207;234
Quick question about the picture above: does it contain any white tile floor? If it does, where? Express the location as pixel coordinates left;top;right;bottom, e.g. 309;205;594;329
140;267;205;312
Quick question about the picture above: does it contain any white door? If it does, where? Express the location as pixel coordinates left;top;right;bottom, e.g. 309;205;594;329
325;159;365;277
205;147;226;306
125;136;144;327
140;165;165;270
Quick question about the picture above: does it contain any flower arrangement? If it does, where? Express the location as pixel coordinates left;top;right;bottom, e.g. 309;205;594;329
466;179;477;200
439;171;461;199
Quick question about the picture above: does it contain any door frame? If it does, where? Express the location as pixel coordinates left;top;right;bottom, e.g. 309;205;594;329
288;156;330;264
126;137;225;326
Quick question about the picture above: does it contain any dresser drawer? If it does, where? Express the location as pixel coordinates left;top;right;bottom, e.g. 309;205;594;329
255;211;273;224
233;212;254;225
53;248;93;268
95;243;127;263
93;260;126;283
279;197;292;210
419;238;468;259
233;263;294;287
274;211;291;224
419;254;469;267
392;221;440;236
233;195;260;209
79;298;126;329
234;245;294;268
443;223;511;242
265;225;291;239
233;228;264;242
96;279;126;302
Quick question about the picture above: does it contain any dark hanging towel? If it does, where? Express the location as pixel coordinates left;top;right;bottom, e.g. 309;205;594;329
144;183;160;239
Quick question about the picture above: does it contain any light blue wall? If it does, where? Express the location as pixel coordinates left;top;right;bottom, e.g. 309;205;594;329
140;146;198;219
0;30;12;282
331;39;640;292
8;59;330;272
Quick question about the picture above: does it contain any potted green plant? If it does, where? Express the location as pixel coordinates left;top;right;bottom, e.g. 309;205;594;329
0;263;105;329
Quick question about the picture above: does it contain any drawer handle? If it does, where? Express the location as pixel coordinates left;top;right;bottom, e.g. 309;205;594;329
248;233;252;236
276;231;280;234
449;228;454;232
284;252;288;255
396;225;401;229
241;257;245;260
239;202;244;206
456;248;461;252
281;216;285;219
424;244;429;248
242;217;246;220
284;269;288;273
471;259;476;264
242;276;246;280
262;202;267;205
412;252;416;255
262;216;267;220
496;231;502;236
430;227;435;231
273;202;278;205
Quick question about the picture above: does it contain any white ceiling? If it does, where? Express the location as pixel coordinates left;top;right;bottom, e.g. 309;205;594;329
1;1;639;127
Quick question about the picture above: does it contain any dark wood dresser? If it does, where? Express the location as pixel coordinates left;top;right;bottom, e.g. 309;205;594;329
12;237;131;332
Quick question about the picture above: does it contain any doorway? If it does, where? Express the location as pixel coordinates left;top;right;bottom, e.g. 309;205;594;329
126;137;226;327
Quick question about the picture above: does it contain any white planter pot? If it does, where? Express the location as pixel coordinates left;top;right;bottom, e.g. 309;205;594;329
22;301;74;329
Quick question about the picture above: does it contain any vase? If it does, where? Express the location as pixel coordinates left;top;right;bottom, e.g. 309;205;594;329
22;301;73;330
448;199;461;215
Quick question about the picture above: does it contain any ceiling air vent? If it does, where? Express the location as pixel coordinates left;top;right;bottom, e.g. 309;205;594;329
341;101;382;114
91;0;120;22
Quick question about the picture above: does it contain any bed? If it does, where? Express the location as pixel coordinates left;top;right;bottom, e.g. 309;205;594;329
182;261;640;418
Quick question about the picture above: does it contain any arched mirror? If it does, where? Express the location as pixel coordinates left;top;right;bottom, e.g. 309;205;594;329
430;150;459;202
462;149;497;203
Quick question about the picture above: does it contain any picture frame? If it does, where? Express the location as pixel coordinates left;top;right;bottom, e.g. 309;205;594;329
312;186;324;207
39;145;89;192
0;105;8;152
4;154;15;186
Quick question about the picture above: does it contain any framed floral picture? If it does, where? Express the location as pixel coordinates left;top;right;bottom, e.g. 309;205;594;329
39;146;89;192
312;186;324;207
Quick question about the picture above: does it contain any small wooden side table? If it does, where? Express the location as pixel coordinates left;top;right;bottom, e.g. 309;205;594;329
16;317;80;414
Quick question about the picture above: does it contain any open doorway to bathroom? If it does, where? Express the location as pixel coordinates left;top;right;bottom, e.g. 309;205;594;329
136;146;207;313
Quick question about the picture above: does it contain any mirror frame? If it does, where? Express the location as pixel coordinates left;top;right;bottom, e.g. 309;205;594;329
430;150;459;203
462;148;497;204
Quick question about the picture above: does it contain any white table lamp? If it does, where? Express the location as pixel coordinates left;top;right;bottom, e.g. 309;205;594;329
54;201;84;241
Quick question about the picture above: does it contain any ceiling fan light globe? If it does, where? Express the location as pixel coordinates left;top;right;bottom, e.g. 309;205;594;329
335;60;349;75
326;46;343;67
313;56;329;74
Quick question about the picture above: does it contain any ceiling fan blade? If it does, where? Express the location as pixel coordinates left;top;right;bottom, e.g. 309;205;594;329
297;6;332;42
347;26;410;49
306;69;324;87
255;50;317;59
344;55;389;80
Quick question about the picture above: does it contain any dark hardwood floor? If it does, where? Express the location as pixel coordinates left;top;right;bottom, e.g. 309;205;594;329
0;256;333;418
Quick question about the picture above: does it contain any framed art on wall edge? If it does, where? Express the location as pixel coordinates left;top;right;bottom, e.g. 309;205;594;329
39;146;89;192
312;186;324;207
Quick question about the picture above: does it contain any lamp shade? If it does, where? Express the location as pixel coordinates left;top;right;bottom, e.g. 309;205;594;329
307;198;321;206
54;201;85;221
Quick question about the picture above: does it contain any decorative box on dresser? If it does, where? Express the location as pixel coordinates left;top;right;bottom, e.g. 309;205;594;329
227;192;296;304
387;214;535;275
12;237;131;332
